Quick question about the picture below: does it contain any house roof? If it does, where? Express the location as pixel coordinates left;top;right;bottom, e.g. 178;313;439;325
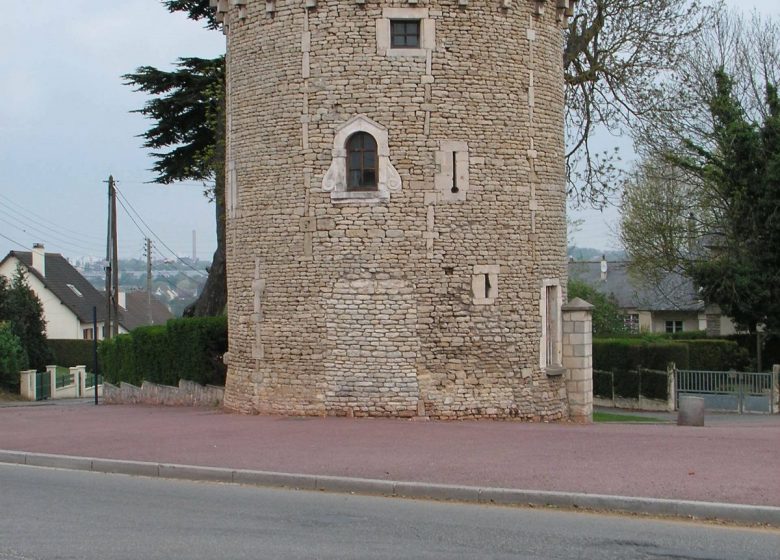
568;260;704;312
121;291;174;331
0;252;174;331
2;251;111;324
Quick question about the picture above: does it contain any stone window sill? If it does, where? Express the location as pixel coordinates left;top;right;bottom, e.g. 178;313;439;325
331;190;389;205
545;365;566;378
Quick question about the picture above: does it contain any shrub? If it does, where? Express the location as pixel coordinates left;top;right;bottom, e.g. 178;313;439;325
593;370;613;398
48;339;98;369
98;316;227;387
686;339;750;371
0;322;28;390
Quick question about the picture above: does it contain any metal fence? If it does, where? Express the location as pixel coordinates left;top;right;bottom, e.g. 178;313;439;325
676;370;776;414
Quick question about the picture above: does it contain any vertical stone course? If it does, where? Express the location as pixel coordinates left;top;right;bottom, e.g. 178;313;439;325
221;0;573;419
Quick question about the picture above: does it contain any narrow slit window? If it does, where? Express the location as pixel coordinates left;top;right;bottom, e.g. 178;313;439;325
390;20;421;49
451;152;459;193
484;273;491;299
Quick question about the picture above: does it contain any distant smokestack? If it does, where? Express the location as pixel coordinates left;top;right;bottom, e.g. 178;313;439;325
600;255;608;281
32;243;45;277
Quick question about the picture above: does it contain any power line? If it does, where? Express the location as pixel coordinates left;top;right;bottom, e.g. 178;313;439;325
0;213;104;255
113;184;208;275
0;232;29;251
0;193;105;243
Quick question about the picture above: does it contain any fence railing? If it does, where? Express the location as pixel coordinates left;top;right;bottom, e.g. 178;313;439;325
593;367;675;412
19;366;101;401
595;365;779;414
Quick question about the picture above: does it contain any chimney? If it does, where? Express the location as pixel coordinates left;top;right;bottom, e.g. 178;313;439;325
32;243;45;277
118;290;127;310
600;255;608;282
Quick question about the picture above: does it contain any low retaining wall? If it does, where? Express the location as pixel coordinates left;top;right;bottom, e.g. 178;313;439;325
103;379;224;408
593;396;671;412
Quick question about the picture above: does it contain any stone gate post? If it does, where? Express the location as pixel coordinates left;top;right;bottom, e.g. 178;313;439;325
562;297;594;423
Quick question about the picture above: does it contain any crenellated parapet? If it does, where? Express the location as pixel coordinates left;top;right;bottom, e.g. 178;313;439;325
211;0;577;29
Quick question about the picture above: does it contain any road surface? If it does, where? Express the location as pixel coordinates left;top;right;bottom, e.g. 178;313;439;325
0;464;777;559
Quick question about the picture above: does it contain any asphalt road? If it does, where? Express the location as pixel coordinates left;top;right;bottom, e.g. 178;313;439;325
1;465;778;560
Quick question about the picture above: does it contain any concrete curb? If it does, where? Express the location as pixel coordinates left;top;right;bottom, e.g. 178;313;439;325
1;449;779;526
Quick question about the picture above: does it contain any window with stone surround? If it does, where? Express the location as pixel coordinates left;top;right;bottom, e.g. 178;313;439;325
540;280;563;370
435;141;469;202
472;265;499;305
376;8;435;58
322;115;402;204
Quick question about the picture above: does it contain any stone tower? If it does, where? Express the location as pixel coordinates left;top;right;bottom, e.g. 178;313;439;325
217;0;578;419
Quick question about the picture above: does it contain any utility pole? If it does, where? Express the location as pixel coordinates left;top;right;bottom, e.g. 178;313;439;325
146;238;153;325
111;178;119;337
105;175;120;339
105;176;113;342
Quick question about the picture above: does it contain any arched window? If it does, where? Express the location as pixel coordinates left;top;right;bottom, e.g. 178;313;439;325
346;132;378;191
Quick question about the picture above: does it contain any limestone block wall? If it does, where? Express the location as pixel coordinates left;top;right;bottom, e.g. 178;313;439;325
220;0;574;419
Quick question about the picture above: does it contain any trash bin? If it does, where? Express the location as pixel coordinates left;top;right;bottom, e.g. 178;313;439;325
677;396;705;426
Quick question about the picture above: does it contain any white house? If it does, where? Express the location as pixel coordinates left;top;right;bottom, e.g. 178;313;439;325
0;244;172;340
568;258;738;336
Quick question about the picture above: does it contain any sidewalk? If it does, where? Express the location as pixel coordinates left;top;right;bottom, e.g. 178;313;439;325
1;403;779;522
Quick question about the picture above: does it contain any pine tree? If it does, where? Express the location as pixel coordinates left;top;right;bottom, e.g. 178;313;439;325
5;267;52;370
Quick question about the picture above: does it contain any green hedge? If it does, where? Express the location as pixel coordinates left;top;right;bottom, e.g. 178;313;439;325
99;316;227;387
594;339;690;371
48;339;98;369
685;340;749;371
594;338;749;372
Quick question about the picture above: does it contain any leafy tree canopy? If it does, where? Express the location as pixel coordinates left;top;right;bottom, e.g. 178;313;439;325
568;279;627;335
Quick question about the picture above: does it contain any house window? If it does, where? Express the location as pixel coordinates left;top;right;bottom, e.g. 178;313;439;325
346;132;378;191
83;328;94;340
665;320;683;333
623;313;639;333
390;20;420;49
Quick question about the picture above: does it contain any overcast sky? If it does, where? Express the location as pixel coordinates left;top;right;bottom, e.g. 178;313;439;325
1;1;778;263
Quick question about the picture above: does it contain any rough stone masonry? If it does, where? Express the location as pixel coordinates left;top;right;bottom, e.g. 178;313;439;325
215;0;581;419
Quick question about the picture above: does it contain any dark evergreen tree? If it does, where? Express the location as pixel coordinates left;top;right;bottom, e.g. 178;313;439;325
124;1;225;317
3;267;52;370
679;71;780;332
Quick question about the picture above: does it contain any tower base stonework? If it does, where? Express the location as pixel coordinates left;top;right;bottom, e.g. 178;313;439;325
219;0;579;420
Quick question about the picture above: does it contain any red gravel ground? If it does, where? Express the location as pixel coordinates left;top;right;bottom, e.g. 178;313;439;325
1;404;778;506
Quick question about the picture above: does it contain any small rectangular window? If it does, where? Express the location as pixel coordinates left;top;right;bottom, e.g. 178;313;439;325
665;320;683;333
390;20;421;49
